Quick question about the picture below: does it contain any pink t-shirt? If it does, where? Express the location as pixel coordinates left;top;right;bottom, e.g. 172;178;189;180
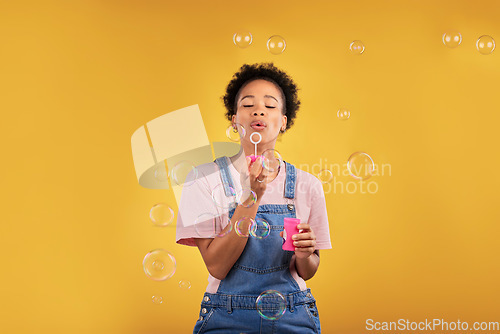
176;156;332;293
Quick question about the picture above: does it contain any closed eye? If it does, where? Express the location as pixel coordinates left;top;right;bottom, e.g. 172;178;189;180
242;105;276;108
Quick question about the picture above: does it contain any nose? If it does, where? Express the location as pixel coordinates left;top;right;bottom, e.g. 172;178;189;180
253;112;265;116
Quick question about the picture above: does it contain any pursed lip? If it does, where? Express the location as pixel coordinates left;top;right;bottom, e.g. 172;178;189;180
250;120;267;129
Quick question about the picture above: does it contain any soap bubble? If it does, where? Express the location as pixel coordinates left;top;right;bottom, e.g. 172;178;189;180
170;161;197;187
442;31;462;48
262;149;283;173
347;152;375;180
211;183;237;210
349;40;365;54
267;35;286;55
152;295;163;304
233;31;253;48
226;123;246;142
250;218;270;239
476;35;495;55
194;212;218;238
317;169;333;184
236;188;257;208
256;290;286;320
235;216;255;237
153;164;168;181
337;108;350;120
179;279;191;290
143;249;176;281
149;203;175;227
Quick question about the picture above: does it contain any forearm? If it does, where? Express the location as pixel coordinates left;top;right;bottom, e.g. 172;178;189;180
198;200;260;280
295;251;320;281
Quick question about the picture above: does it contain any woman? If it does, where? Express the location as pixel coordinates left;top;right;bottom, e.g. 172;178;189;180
176;62;331;333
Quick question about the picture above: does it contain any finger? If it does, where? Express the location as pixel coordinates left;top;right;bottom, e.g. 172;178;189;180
250;156;263;178
294;239;316;248
294;247;315;255
246;156;253;171
292;232;314;241
258;167;270;181
259;158;270;176
297;223;311;231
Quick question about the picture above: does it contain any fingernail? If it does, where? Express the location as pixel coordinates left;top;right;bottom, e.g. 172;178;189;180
292;235;298;240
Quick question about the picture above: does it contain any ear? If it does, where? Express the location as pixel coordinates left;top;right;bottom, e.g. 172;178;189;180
281;115;287;131
232;114;236;126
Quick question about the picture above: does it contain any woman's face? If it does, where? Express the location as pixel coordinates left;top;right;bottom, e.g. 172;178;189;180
232;79;287;147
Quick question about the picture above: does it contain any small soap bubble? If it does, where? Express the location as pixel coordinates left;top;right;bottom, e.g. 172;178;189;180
152;295;163;304
211;183;237;210
233;31;253;48
476;35;495;55
235;216;255;237
226;123;246;142
170;161;197;187
347;152;375;180
317;169;333;184
250;218;270;239
179;279;192;290
194;212;218;238
236;188;257;208
267;35;286;55
143;249;176;281
337;108;350;120
153;164;168;182
349;40;365;54
262;149;283;173
442;31;462;48
256;290;286;320
149;203;175;227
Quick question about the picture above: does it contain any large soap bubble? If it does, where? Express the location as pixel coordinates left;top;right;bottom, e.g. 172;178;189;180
143;249;176;281
256;290;286;320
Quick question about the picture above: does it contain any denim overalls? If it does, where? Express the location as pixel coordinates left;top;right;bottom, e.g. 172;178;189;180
193;156;321;334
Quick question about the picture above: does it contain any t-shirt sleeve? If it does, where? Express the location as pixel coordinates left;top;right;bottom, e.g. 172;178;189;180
175;168;226;247
308;177;332;250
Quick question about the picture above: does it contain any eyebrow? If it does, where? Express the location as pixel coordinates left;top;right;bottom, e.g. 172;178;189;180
240;95;279;103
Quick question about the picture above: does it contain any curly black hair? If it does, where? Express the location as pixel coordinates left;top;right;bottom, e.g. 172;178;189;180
221;63;300;131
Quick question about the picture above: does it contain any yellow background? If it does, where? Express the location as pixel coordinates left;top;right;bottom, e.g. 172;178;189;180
1;0;499;333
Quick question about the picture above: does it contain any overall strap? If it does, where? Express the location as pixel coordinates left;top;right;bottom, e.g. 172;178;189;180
283;161;296;199
214;156;236;196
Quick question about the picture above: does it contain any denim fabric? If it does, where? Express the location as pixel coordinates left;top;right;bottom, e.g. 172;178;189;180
193;157;321;334
193;290;321;334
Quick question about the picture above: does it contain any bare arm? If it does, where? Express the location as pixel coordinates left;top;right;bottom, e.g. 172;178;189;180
281;223;320;280
194;156;269;280
194;200;259;280
295;250;320;281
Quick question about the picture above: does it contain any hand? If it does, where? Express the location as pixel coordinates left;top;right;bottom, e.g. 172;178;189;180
280;223;316;259
246;156;269;201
